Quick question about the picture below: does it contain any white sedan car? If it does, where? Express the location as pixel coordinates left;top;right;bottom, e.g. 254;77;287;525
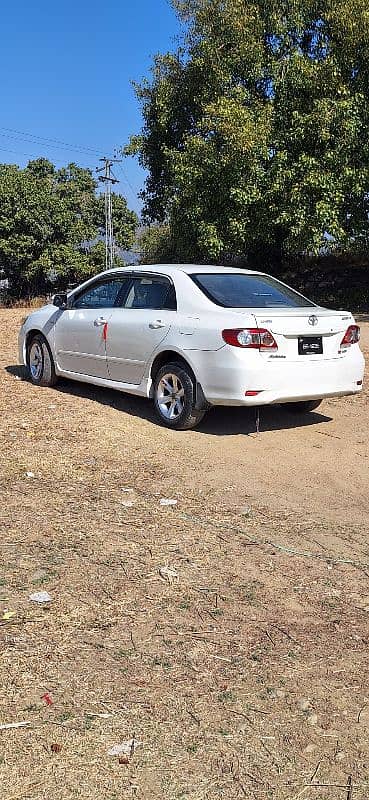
19;264;364;430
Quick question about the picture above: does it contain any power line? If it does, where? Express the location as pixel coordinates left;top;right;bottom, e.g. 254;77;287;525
0;127;140;208
0;127;103;157
0;143;92;168
0;143;139;207
112;146;139;199
114;163;139;207
0;132;101;158
0;144;46;160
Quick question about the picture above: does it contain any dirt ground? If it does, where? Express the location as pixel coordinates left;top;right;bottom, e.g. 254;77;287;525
0;309;368;800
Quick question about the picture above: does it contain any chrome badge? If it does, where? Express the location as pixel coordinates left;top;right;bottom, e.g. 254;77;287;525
308;315;318;326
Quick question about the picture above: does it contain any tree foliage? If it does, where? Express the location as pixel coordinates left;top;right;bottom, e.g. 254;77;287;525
0;158;138;297
129;0;369;265
137;224;178;264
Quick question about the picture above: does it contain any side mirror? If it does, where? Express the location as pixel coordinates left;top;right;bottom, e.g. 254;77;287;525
53;293;68;309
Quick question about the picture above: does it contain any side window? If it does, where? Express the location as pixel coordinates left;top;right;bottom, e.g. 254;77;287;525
73;278;129;310
121;277;177;311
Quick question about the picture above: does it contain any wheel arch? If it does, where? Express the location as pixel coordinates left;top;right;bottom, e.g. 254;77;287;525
149;350;209;410
25;329;52;364
150;350;196;384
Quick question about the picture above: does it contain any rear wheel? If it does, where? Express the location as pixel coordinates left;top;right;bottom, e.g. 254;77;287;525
284;399;322;413
153;362;206;430
27;334;57;387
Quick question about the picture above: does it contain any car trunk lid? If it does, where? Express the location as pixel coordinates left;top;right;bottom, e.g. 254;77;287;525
251;308;352;361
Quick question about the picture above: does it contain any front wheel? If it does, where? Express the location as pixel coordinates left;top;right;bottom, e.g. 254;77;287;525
27;334;58;387
284;399;322;413
153;362;206;430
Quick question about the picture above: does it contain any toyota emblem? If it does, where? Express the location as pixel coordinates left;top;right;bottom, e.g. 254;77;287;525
308;315;318;326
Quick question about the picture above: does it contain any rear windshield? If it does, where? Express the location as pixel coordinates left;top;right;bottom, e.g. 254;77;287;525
190;273;316;308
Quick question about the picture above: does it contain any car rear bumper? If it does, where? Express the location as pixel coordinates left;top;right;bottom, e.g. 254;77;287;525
195;346;365;406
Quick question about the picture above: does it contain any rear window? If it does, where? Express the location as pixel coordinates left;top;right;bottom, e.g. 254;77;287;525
190;273;316;308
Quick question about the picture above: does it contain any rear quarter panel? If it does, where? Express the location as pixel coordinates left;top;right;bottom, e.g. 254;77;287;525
168;309;257;352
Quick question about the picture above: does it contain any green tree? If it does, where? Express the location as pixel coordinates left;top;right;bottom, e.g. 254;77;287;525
128;0;369;266
137;224;177;263
0;158;138;297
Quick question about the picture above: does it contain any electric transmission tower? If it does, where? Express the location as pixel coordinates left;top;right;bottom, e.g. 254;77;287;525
96;157;121;270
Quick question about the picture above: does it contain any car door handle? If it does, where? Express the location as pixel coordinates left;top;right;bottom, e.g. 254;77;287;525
149;320;166;329
94;316;108;327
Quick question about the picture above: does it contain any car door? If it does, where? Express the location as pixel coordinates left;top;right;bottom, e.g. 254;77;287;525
105;274;176;384
54;276;129;378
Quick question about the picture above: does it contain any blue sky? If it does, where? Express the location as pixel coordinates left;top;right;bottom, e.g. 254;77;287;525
0;0;181;215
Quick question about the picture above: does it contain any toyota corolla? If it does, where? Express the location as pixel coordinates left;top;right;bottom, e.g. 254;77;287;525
18;264;365;429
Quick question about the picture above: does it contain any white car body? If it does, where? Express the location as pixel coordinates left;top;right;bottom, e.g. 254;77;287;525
19;264;364;413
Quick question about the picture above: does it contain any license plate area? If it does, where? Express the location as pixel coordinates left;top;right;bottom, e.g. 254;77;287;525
298;336;323;355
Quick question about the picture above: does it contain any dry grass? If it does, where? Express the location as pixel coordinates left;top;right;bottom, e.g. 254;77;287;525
1;309;369;799
0;296;48;309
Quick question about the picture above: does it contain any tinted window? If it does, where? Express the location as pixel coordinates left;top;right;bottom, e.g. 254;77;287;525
121;276;177;310
73;278;129;309
191;273;315;308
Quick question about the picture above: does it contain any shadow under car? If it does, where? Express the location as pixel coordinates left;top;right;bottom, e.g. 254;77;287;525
5;364;334;436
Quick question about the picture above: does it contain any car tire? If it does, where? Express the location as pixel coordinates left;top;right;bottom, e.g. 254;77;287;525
284;399;322;413
153;362;206;430
27;334;58;387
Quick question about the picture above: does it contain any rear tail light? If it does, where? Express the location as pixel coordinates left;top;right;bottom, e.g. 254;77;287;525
340;325;360;347
222;328;278;350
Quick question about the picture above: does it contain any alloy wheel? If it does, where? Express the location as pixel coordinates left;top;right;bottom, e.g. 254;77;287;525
29;341;43;380
156;372;185;420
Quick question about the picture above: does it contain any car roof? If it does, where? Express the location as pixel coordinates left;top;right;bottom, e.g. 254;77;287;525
113;264;261;277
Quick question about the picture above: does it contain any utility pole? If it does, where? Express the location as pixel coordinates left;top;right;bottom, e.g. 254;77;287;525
96;157;121;270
